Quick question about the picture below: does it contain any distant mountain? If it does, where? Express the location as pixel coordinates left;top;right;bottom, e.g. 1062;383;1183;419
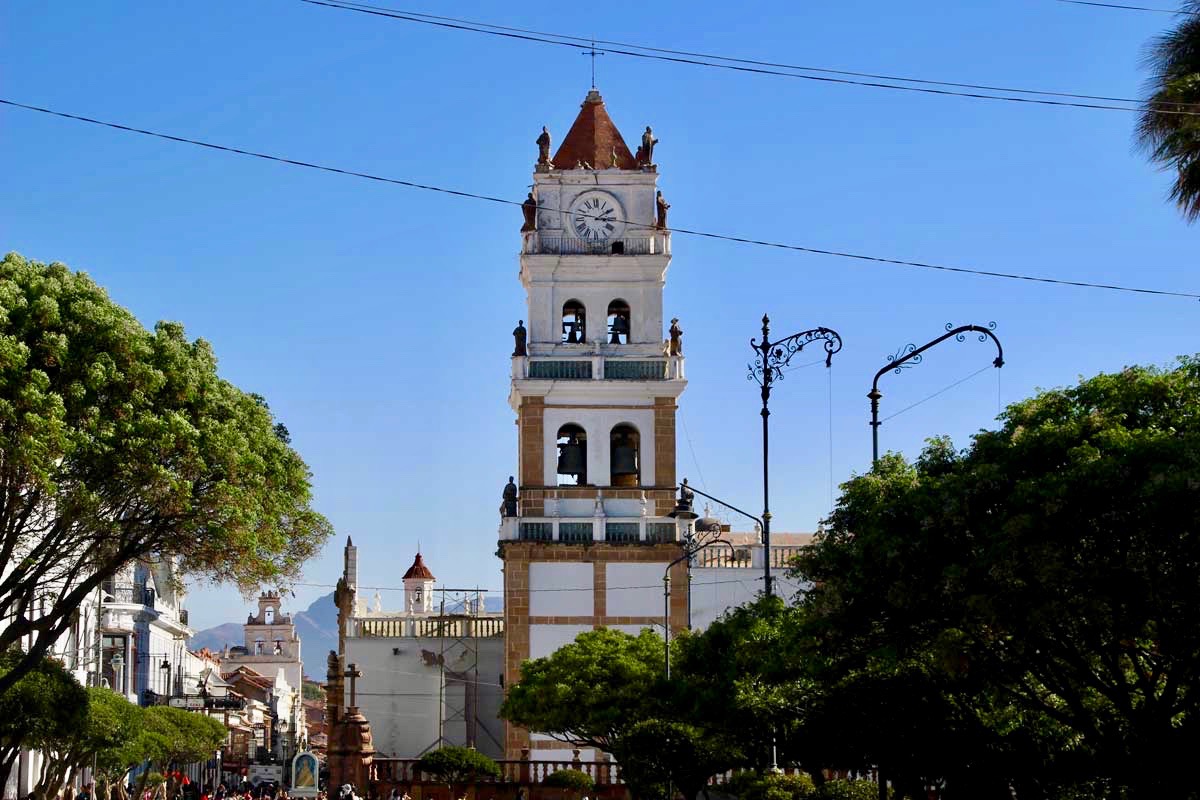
188;622;244;653
291;592;339;676
189;590;501;681
189;591;339;681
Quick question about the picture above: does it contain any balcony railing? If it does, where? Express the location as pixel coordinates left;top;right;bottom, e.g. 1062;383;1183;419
509;516;679;544
528;360;592;380
355;616;504;639
101;583;156;607
521;356;680;381
604;360;667;380
533;236;658;256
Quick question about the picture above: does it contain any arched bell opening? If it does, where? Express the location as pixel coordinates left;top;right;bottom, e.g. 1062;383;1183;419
556;424;587;486
609;424;641;487
562;300;586;344
607;299;631;344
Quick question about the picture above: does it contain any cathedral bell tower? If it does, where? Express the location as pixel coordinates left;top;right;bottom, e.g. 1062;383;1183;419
499;90;689;761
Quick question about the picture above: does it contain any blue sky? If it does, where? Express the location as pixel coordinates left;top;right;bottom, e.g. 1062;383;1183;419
3;1;1196;631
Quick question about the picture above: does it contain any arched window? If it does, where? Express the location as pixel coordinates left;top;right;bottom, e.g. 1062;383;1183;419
562;300;585;344
556;424;587;485
607;299;631;344
609;424;641;487
264;607;275;624
255;638;265;655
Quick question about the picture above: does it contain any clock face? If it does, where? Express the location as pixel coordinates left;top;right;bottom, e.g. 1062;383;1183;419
569;192;622;242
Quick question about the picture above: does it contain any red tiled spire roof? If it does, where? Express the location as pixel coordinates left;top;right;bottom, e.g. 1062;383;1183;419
403;552;435;581
551;90;637;171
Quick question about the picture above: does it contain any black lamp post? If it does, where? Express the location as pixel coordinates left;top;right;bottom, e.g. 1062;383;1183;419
160;658;171;701
868;323;1004;465
662;480;736;679
750;315;843;596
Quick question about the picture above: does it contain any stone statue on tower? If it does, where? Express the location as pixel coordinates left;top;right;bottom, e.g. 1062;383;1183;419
521;192;537;232
641;126;659;165
536;126;552;165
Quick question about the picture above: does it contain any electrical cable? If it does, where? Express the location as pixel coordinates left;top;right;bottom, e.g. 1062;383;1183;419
302;0;1200;115
1056;0;1194;13
292;577;767;593
678;411;708;491
880;364;995;422
3;97;1197;300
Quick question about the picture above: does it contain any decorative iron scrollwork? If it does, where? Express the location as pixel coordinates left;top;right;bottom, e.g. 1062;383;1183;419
888;343;922;374
948;320;998;344
748;315;844;387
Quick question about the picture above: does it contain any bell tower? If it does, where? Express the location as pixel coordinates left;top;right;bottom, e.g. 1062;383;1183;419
499;89;689;761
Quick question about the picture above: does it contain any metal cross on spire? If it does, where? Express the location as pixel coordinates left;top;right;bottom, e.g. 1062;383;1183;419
583;40;603;88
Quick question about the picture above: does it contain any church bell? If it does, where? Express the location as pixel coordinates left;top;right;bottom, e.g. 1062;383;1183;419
557;436;586;478
611;441;638;477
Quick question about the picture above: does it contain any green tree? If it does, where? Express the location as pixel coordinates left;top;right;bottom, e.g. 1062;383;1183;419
543;768;595;795
414;746;501;795
501;628;666;757
0;647;88;792
1137;2;1200;221
26;686;146;800
673;596;803;774
795;358;1200;799
84;688;146;800
133;706;227;800
619;719;735;800
0;252;334;694
501;628;734;800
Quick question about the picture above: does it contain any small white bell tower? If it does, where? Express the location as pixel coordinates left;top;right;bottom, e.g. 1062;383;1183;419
402;552;435;614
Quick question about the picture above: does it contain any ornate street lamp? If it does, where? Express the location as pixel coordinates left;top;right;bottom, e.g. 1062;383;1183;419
160;658;172;700
111;651;125;695
662;480;738;679
749;315;843;596
868;323;1004;465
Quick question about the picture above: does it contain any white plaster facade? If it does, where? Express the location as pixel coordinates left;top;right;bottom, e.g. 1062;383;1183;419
338;542;506;760
221;592;304;691
98;558;196;706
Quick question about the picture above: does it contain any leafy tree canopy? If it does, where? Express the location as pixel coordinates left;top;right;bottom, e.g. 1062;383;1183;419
501;628;667;755
0;253;334;694
414;746;501;786
141;705;228;767
1137;2;1200;221
0;647;88;790
793;357;1200;799
542;769;594;792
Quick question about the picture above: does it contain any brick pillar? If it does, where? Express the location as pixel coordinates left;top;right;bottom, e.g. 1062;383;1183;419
503;545;532;758
653;397;677;488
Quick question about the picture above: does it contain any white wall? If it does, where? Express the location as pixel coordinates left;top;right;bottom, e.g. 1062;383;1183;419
346;635;506;760
530;624;592;660
529;563;593;617
606;563;668;617
688;569;807;631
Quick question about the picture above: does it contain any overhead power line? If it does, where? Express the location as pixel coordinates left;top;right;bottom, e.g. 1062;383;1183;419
1056;0;1196;13
2;97;1197;300
300;0;1200;116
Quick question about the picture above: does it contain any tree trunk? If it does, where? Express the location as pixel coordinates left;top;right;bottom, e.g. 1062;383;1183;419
0;746;22;797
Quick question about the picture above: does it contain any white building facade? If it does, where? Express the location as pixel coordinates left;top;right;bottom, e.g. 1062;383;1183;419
98;558;196;706
336;542;506;760
220;591;304;691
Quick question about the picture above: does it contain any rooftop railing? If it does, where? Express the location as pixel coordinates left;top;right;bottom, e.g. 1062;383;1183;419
527;234;667;256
